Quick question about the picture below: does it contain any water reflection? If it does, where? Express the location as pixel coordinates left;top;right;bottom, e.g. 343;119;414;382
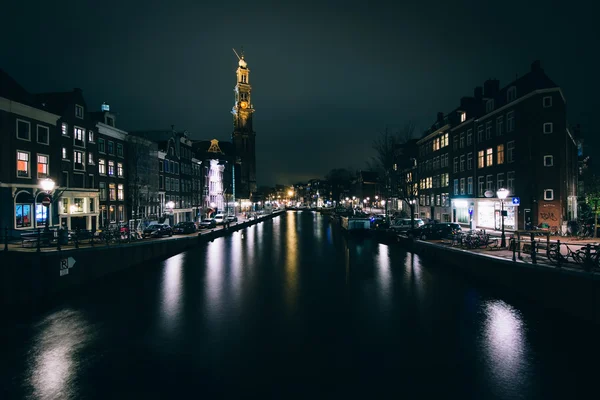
205;238;225;325
285;212;299;311
482;300;528;394
160;253;184;331
28;309;92;400
376;244;391;305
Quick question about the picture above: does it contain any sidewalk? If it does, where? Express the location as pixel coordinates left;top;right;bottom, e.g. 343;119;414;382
1;214;269;253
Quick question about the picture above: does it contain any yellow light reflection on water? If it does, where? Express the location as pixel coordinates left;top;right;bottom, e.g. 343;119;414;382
285;211;298;310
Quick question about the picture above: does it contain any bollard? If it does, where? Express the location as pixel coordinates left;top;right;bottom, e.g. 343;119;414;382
585;244;592;272
530;233;537;264
512;238;516;262
556;240;562;267
37;228;41;252
4;226;8;251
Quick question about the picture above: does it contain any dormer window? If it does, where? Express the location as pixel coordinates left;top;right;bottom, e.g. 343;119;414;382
75;104;84;119
460;112;466;123
507;87;517;102
486;99;495;113
106;116;115;127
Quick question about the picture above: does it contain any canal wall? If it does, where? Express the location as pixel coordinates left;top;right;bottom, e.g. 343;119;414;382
400;238;600;325
1;211;284;313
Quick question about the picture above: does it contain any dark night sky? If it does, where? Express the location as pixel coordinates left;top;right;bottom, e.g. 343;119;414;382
1;1;596;185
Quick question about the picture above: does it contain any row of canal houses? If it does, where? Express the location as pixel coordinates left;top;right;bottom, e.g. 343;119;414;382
396;60;579;233
0;69;235;238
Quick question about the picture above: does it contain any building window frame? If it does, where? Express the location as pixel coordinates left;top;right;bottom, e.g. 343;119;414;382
486;148;493;167
16;150;30;178
61;122;69;136
467;177;473;195
98;138;106;153
544;155;554;167
507;141;515;163
99;158;106;175
506;111;515;132
497;173;505;190
16;119;31;141
37;125;49;145
543;122;553;134
507;87;517;102
478;176;485;197
37;154;49;179
497;144;505;165
453;179;459;195
478;150;485;169
544;189;554;201
117;143;124;157
543;96;552;108
485;121;492;140
467;152;473;170
75;104;84;119
466;129;472;146
73;150;85;171
74;126;86;148
108;160;115;176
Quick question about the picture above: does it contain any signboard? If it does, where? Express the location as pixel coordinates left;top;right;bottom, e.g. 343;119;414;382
512;197;520;206
42;197;51;207
59;257;76;276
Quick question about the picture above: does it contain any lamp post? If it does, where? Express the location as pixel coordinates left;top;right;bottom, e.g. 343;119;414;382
497;188;509;247
166;201;175;225
40;178;55;231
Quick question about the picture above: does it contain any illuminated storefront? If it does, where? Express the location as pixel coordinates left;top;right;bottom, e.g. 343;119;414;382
452;197;517;231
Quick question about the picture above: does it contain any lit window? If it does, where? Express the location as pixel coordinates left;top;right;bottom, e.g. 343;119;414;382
17;151;30;177
88;130;94;142
37;154;49;178
74;127;85;146
117;162;124;177
99;159;106;175
543;96;552;108
108;160;115;176
544;155;554;166
16;120;31;141
478;150;485;169
117;184;124;200
497;144;505;164
486;148;493;166
543;123;553;134
73;150;85;170
88;152;94;165
62;147;67;159
109;184;116;201
544;189;554;201
460;112;466;122
37;125;49;144
75;104;84;118
62;123;69;136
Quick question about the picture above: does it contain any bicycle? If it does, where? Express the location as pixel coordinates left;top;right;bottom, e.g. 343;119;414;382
546;243;585;265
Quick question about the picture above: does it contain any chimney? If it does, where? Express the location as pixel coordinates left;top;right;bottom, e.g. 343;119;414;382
437;112;444;123
101;102;110;112
531;60;542;72
483;79;500;98
474;86;483;100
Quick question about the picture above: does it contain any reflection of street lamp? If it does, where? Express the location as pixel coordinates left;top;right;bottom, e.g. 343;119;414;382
497;188;509;247
40;178;55;230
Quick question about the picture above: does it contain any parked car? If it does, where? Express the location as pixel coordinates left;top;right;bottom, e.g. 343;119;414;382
199;218;217;229
412;223;461;240
226;215;238;223
390;218;425;232
173;222;197;234
142;224;173;238
214;214;226;225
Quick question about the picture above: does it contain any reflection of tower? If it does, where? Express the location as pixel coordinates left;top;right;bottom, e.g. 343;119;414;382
231;49;256;199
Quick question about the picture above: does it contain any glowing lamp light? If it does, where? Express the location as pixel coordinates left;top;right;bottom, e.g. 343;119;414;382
497;188;509;200
41;178;55;192
381;200;386;205
209;202;216;208
166;201;175;209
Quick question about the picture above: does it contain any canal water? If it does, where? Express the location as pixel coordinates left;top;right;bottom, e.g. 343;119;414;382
2;211;599;399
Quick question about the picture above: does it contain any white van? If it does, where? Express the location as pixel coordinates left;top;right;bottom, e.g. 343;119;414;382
214;214;226;225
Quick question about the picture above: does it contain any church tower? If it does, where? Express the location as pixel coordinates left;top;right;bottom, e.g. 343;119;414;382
231;49;256;199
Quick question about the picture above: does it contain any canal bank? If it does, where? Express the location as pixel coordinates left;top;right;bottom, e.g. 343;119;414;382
1;211;285;313
397;236;600;325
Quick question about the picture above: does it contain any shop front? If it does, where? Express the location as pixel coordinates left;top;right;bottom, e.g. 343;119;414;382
452;198;517;231
58;189;99;231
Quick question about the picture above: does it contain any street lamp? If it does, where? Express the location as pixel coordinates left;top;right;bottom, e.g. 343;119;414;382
40;178;55;230
497;188;509;247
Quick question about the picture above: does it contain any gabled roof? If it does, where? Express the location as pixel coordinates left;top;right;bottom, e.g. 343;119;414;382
35;90;81;115
193;139;235;157
0;69;38;106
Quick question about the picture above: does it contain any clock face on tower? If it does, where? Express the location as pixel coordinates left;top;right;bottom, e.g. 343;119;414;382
240;101;248;109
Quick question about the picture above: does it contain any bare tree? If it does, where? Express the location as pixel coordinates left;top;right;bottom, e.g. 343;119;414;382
127;136;159;227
